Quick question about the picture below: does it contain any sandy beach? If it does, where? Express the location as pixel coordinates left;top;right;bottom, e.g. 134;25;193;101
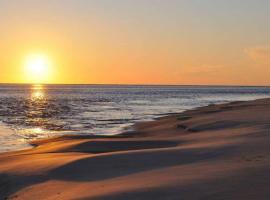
1;98;270;199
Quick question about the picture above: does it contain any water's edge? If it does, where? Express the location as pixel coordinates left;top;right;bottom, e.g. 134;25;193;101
0;98;260;153
1;84;270;153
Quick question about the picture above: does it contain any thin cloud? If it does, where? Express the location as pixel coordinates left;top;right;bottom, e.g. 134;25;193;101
184;64;225;76
244;46;270;64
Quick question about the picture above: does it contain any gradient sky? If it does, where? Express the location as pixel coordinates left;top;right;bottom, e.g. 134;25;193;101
1;0;270;85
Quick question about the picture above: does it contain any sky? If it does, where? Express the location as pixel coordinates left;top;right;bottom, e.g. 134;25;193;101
0;0;270;85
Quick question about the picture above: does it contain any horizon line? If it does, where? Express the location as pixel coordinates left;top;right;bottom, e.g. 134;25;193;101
0;82;270;88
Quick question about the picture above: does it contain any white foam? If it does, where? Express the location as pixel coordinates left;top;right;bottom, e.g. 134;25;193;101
0;122;32;153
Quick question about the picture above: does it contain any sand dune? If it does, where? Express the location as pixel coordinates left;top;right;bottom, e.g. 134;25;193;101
1;98;270;199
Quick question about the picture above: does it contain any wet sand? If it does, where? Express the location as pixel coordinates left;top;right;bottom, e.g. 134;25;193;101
1;98;270;199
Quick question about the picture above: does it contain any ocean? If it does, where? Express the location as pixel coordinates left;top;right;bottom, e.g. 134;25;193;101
1;84;270;152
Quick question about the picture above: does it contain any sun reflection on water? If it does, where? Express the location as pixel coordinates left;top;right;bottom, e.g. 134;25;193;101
31;90;45;100
31;84;45;100
22;84;48;137
31;84;44;90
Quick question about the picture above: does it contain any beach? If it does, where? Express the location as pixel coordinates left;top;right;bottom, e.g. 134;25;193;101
1;98;270;199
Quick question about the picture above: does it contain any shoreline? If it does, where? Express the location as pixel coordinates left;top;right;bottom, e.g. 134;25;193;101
2;98;270;199
0;123;32;153
0;99;251;154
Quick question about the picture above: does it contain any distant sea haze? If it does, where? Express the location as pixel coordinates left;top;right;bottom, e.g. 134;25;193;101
0;84;270;152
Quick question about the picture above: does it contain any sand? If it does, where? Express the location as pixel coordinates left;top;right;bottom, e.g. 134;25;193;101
1;98;270;199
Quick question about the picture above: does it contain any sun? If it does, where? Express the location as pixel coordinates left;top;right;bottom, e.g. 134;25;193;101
24;54;52;83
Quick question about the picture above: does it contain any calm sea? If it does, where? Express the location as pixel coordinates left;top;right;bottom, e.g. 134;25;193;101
1;84;270;152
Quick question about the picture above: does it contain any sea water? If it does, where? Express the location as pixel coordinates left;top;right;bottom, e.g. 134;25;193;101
0;84;270;152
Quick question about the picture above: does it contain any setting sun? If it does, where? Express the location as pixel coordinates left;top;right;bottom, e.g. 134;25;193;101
24;54;52;83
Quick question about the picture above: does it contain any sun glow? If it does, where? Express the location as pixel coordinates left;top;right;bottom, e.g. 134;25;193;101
24;54;52;83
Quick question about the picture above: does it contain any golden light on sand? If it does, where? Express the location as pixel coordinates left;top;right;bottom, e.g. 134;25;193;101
24;54;52;83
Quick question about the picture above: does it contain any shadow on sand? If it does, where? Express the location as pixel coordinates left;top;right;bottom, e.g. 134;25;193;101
1;140;234;199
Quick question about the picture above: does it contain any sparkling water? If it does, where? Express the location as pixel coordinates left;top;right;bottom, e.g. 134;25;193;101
1;84;270;152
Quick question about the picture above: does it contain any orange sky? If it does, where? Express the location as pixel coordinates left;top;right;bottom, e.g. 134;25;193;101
1;0;270;85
